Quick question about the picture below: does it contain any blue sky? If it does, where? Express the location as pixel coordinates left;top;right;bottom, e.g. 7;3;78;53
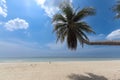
0;0;120;57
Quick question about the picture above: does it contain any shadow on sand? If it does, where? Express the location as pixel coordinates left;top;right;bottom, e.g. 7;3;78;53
68;73;108;80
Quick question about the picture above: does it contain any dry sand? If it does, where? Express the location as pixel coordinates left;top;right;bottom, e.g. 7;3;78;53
0;61;120;80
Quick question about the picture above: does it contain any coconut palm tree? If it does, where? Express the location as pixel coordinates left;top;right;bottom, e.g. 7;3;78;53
52;2;120;50
52;2;95;50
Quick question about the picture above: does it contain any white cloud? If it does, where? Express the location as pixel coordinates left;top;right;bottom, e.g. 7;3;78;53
4;18;29;31
35;0;72;17
0;0;7;17
106;29;120;40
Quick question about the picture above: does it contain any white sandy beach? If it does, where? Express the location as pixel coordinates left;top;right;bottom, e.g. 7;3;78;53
0;61;120;80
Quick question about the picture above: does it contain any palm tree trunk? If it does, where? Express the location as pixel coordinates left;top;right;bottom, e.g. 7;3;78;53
84;40;120;45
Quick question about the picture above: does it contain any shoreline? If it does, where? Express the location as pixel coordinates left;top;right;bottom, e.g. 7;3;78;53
0;60;120;64
0;57;120;63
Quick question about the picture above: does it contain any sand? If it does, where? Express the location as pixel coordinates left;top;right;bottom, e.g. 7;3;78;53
0;61;120;80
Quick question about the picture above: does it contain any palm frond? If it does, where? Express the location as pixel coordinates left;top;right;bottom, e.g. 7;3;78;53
52;14;66;23
75;22;95;34
75;31;85;47
112;1;120;19
112;0;120;12
60;2;74;20
73;7;95;22
53;23;67;32
115;13;120;19
77;29;89;40
56;26;67;43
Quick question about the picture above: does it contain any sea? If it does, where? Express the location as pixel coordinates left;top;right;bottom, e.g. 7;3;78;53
0;57;119;63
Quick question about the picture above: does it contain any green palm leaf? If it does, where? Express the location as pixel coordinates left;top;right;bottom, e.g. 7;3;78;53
113;0;120;19
52;14;66;23
73;7;95;22
60;2;74;20
75;22;95;33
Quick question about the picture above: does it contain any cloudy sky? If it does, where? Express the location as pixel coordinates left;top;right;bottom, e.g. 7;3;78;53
0;0;120;57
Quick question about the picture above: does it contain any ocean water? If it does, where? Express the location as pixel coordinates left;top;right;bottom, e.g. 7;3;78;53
0;57;119;62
